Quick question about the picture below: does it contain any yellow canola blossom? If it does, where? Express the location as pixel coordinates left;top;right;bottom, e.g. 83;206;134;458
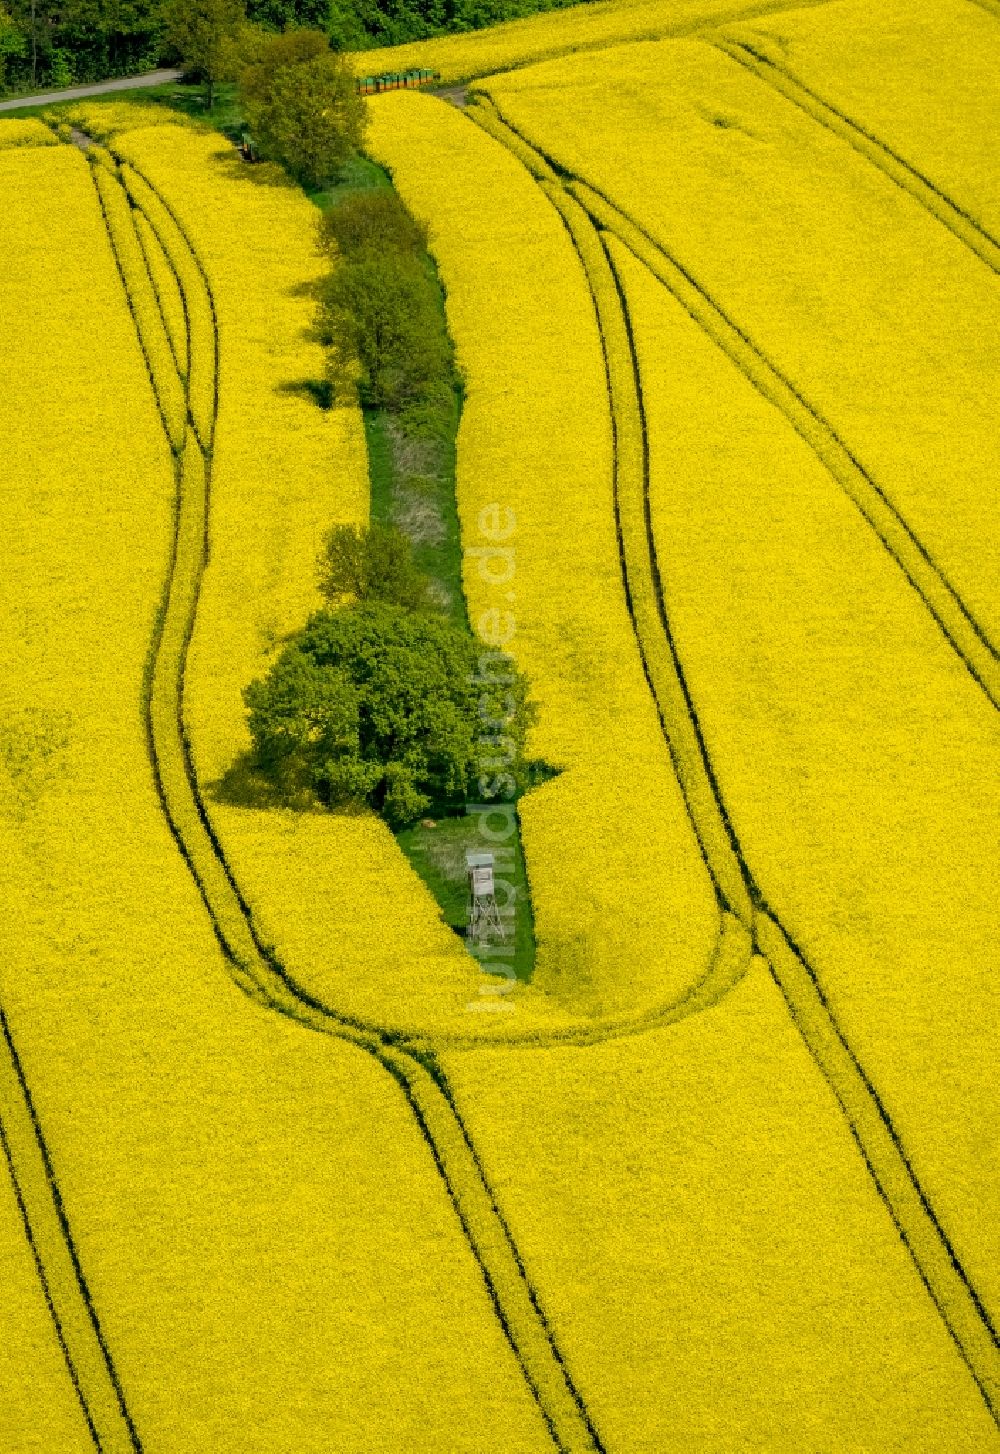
611;237;1000;1325
482;38;1000;650
0;140;556;1454
117;160;214;446
441;962;1000;1452
61;98;192;140
721;0;1000;238
348;0;801;83
133;205;188;379
106;119;506;1038
366;91;719;1019
0;117;57;148
89;159;187;451
0;1154;94;1454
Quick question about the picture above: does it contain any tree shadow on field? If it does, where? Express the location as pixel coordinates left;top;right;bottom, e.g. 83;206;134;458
208;752;292;810
211;148;300;191
208;750;376;822
276;377;333;409
288;278;321;300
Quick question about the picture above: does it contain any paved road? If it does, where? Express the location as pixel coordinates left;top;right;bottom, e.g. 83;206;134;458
0;68;182;112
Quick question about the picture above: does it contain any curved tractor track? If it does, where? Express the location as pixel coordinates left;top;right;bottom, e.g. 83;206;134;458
473;79;1000;716
0;139;611;1454
464;98;1000;1426
707;36;1000;275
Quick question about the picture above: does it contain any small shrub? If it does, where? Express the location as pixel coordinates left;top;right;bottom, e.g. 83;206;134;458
319;187;428;262
319;250;452;409
319;520;432;612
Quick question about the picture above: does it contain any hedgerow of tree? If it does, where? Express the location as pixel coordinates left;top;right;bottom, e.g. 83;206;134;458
242;188;535;828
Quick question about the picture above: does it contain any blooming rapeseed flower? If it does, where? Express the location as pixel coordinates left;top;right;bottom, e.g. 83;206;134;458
0;131;562;1453
366;91;720;1020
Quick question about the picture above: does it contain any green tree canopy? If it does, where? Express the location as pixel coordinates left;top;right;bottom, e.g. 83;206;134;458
319;250;452;409
319;521;432;612
0;4;25;88
319;186;428;263
163;0;244;107
244;601;534;825
235;26;365;188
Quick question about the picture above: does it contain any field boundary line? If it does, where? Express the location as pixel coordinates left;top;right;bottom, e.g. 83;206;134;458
0;1007;142;1451
93;141;611;1454
463;98;1000;1422
710;39;1000;272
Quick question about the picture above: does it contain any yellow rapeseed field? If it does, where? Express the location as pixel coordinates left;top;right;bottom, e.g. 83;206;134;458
61;98;183;139
90;160;188;451
441;962;1000;1452
5;0;1000;1442
0;1153;94;1454
365;91;720;1019
348;0;811;83
0;116;57;148
0;138;560;1454
132;206;188;378
481;36;1000;655
720;0;1000;241
609;237;1000;1324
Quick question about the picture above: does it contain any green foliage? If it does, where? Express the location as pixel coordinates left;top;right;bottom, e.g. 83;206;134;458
0;3;25;87
320;520;432;612
234;26;364;186
320;186;428;262
245;601;534;825
347;0;590;47
0;0;596;95
318;249;452;409
244;0;329;38
163;0;244;106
